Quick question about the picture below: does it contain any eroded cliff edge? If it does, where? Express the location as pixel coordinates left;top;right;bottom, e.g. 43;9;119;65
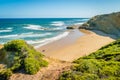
79;12;120;37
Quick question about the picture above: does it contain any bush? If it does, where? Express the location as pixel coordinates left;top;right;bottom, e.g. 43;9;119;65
59;71;99;80
0;69;12;80
39;59;48;67
24;58;40;74
73;59;102;74
24;58;48;74
4;40;27;52
79;73;99;80
0;40;48;79
103;76;120;80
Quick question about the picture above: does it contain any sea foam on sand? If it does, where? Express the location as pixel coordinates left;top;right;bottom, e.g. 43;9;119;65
34;31;69;48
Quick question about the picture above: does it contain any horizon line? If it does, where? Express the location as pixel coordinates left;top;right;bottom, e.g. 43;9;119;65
0;17;90;19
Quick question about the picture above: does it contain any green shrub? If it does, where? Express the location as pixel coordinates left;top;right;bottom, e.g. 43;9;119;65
103;76;120;80
0;40;48;79
79;73;99;80
4;40;27;52
0;69;12;80
59;71;99;80
59;71;73;80
24;58;40;74
73;59;103;74
39;59;48;67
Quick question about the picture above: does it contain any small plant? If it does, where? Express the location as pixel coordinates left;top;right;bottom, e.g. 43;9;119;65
24;58;40;74
0;69;12;80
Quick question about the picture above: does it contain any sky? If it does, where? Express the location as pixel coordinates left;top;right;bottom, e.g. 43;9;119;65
0;0;120;18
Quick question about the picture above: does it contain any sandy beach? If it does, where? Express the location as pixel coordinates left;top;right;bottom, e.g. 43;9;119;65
0;45;3;49
36;29;115;62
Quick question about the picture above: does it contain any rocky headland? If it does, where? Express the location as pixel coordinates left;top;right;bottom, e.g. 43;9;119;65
79;12;120;37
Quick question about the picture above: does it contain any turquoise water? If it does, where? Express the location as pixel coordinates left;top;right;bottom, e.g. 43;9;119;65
0;18;89;46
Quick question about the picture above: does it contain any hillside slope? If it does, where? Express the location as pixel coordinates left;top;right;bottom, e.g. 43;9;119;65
10;57;72;80
59;39;120;80
80;12;120;37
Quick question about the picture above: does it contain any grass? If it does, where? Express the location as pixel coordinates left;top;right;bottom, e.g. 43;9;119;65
59;39;120;80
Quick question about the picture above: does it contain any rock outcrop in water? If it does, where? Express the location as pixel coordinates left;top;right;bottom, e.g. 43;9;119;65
67;25;79;29
79;12;120;37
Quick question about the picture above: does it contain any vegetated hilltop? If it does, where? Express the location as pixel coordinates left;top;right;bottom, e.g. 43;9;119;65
59;39;120;80
0;40;48;80
80;12;120;37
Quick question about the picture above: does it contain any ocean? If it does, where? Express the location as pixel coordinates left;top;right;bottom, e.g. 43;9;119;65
0;18;89;47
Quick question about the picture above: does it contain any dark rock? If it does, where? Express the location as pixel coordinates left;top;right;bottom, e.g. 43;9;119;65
66;26;75;29
66;25;79;29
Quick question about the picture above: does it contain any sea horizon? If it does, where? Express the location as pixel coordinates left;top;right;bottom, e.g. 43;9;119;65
0;18;89;47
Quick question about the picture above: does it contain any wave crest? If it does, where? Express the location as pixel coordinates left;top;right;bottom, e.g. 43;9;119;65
0;27;13;33
74;22;84;25
50;21;65;26
0;32;52;39
0;30;12;33
24;24;46;30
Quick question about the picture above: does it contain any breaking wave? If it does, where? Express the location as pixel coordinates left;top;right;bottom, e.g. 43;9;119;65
24;24;46;30
50;21;65;26
0;28;13;33
74;22;84;25
29;31;70;48
0;32;52;39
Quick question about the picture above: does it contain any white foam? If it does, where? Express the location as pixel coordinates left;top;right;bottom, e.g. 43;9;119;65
24;24;46;30
0;32;52;39
0;30;12;33
74;22;84;25
52;27;66;30
34;31;69;48
51;21;65;26
0;27;13;33
6;27;13;30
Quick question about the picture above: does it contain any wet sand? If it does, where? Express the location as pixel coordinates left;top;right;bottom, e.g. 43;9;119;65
36;29;115;62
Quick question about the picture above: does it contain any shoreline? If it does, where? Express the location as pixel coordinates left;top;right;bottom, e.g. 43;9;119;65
0;29;115;62
36;29;84;52
34;31;70;48
36;29;115;62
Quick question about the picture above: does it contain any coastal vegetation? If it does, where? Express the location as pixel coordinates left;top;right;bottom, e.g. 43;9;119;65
0;40;48;80
59;39;120;80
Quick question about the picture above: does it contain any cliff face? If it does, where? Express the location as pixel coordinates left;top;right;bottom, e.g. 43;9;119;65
80;12;120;37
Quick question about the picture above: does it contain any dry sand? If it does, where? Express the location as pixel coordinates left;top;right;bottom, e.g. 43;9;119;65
0;45;3;49
36;29;115;62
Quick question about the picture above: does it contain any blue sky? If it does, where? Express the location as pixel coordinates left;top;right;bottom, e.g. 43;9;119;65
0;0;120;18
